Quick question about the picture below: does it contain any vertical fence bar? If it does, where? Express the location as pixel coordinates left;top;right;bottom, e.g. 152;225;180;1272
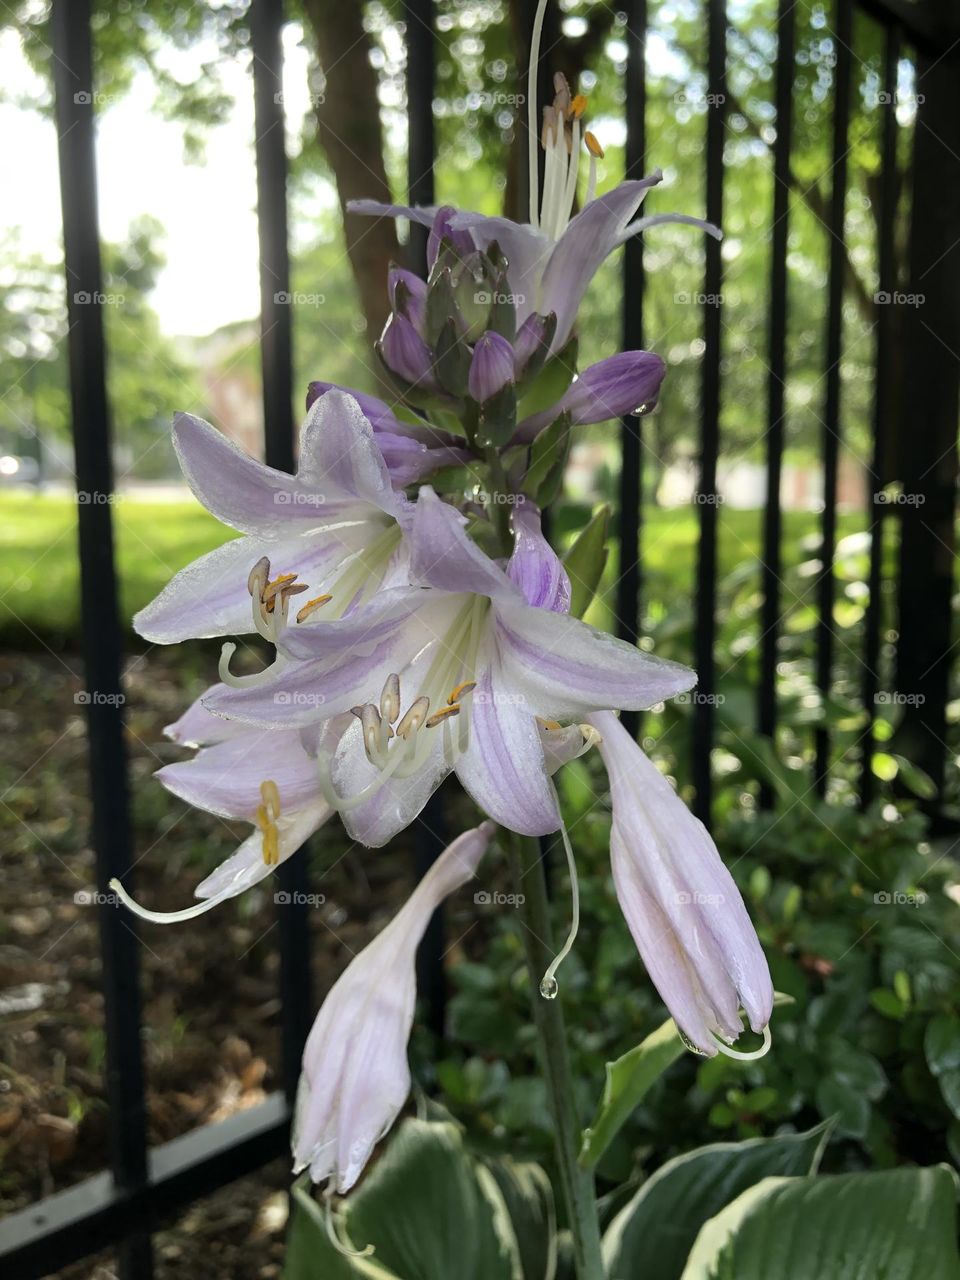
51;2;152;1274
860;25;899;809
617;0;647;744
758;0;795;807
892;1;960;821
251;0;312;1103
692;0;727;824
813;0;853;793
404;0;447;1036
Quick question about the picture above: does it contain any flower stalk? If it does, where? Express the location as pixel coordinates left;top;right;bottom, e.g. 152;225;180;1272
508;830;604;1280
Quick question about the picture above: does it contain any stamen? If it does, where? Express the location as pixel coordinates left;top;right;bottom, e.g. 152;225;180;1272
260;779;281;820
569;93;587;119
296;593;332;623
538;717;563;732
584;130;604;159
539;793;580;1000
323;1191;375;1259
247;556;270;596
380;673;401;723
262;572;298;603
447;680;476;705
426;704;460;728
109;876;238;924
396;695;430;740
360;704;385;765
713;1023;773;1061
527;0;550;226
578;724;603;753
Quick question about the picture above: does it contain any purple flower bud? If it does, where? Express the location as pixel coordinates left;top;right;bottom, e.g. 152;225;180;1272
428;205;475;268
379;311;437;390
516;349;667;442
468;330;515;403
513;312;551;376
388;266;428;333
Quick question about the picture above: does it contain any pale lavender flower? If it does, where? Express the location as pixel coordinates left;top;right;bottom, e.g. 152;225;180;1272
378;310;437;391
292;821;495;1190
111;690;338;920
135;390;410;645
205;493;694;846
589;711;774;1058
306;382;471;487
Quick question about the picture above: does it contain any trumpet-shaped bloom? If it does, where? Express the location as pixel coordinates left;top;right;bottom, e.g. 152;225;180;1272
135;390;410;644
590;711;773;1057
110;689;337;920
292;821;495;1190
205;493;694;846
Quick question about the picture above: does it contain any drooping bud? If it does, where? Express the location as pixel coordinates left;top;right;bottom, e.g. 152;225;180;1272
468;330;515;403
388;266;428;333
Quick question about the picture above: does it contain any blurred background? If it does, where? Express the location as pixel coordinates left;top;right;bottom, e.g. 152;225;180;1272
1;1;959;1277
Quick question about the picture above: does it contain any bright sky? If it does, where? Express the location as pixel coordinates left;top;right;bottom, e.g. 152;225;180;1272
0;24;314;337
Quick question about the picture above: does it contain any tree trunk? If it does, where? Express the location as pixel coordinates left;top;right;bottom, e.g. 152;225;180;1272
302;0;398;348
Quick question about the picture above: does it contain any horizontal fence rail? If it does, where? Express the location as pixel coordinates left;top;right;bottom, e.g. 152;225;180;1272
2;0;958;1275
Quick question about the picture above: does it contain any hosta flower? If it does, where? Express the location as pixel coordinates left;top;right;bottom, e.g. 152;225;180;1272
205;492;694;846
350;0;717;359
293;821;495;1190
135;390;410;645
306;382;471;487
111;690;337;920
516;349;668;443
589;711;774;1058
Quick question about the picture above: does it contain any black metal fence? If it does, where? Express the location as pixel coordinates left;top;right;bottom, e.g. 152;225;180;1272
2;0;958;1274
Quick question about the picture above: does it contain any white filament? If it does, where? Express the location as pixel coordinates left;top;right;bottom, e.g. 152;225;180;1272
108;876;233;924
714;1023;773;1061
527;0;550;226
539;796;580;998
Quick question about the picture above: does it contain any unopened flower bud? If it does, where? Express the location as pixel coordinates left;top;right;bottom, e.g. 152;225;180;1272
379;312;436;390
468;330;515;403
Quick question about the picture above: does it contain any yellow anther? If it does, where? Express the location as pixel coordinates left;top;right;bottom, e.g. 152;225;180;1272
263;572;298;601
584;131;605;159
538;717;563;732
569;94;588;119
260;779;281;820
447;680;477;705
262;824;280;866
296;594;333;623
426;704;461;729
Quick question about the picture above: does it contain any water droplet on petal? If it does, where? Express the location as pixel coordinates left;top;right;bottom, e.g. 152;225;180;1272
539;975;559;1000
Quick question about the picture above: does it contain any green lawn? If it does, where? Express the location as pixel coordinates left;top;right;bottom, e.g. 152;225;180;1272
0;490;863;646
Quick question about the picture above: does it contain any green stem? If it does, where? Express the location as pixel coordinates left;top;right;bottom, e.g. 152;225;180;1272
507;831;605;1280
484;446;514;556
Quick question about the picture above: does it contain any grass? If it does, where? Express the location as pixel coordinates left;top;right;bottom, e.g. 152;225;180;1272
0;490;864;646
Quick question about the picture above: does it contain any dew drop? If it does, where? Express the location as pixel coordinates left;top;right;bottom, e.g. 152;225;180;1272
539;975;559;1000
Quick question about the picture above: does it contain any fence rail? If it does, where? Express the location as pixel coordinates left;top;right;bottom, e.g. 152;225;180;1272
1;0;957;1274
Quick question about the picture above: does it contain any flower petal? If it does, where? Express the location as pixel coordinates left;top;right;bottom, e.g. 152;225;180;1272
455;665;560;836
506;502;570;612
297;388;405;520
346;199;437;227
448;212;551;325
496;600;695;717
410;487;517;600
195;798;332;904
540;174;662;348
516;350;667;442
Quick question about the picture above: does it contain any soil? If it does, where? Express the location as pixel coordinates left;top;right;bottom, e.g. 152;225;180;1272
0;647;447;1279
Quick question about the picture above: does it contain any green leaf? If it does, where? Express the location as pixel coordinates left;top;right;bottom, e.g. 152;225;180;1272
602;1124;831;1280
563;506;610;620
516;338;578;419
679;1166;960;1280
815;1076;871;1138
579;1017;685;1170
346;1119;522;1280
523;411;572;504
893;753;939;800
939;1069;960;1121
284;1177;400;1280
926;1014;960;1076
485;1159;557;1280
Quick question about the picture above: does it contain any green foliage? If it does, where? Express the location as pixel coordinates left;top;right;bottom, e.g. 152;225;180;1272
284;1118;960;1280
